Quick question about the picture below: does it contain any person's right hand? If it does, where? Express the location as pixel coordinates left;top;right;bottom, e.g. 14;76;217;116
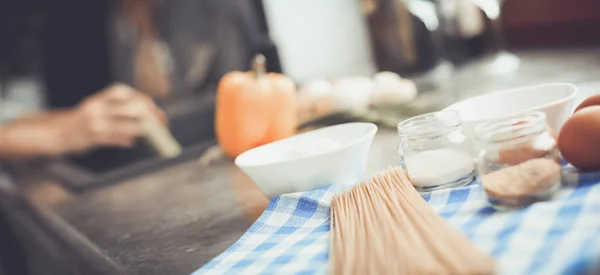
61;83;167;153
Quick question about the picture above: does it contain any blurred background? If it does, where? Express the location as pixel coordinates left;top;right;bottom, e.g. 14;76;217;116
1;0;600;178
2;0;600;117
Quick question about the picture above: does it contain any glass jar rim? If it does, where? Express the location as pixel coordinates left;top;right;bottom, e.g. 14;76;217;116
473;111;547;144
397;110;462;138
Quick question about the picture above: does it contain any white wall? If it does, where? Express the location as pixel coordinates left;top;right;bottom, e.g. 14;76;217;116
263;0;377;84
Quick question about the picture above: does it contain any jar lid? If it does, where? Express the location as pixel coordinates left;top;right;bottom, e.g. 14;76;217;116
473;111;548;144
397;110;462;138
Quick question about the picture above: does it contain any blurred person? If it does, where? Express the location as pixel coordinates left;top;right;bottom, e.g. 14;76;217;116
0;82;166;273
0;83;166;159
0;0;273;273
0;1;175;275
0;0;169;159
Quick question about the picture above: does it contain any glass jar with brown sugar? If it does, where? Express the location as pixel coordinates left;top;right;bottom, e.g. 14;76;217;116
474;111;562;210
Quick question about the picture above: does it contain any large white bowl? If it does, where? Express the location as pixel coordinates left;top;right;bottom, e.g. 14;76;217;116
235;123;377;199
443;82;578;139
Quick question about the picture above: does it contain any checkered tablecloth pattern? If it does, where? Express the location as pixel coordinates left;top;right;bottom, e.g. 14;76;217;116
193;166;600;275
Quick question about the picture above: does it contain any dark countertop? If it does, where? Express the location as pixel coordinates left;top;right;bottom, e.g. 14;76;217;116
2;48;600;275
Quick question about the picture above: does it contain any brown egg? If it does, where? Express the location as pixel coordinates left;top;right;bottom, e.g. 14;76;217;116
558;105;600;170
574;94;600;112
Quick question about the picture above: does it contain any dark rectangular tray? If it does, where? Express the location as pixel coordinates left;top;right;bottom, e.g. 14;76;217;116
45;92;218;192
46;141;215;192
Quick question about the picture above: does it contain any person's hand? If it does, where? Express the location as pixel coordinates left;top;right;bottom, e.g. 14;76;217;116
62;83;167;153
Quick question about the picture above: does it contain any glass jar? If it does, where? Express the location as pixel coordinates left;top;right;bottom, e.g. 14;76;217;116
397;111;475;192
474;111;562;210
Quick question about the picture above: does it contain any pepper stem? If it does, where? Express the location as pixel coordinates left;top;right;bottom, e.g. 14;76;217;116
252;54;266;80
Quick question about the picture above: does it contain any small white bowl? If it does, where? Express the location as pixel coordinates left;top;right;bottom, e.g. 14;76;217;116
235;122;377;199
443;82;578;139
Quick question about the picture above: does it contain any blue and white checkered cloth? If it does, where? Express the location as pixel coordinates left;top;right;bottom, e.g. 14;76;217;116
194;166;600;275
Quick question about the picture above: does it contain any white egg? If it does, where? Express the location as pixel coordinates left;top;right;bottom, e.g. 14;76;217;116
374;71;403;83
298;79;336;118
299;79;334;98
332;77;374;111
373;71;418;105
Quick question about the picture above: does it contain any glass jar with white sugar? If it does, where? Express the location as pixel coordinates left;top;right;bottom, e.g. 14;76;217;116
397;111;475;192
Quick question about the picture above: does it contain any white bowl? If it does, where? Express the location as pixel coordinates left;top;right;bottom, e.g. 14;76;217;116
235;122;377;199
443;82;578;139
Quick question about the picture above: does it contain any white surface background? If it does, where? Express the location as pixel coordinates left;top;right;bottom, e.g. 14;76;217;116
262;0;377;84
